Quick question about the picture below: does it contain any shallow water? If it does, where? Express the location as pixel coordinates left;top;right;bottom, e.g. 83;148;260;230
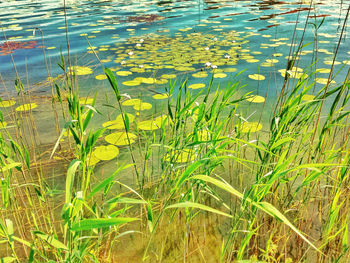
0;0;349;94
0;0;349;156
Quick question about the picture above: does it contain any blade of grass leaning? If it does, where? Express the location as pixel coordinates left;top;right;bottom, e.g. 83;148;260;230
34;231;68;250
189;174;321;253
71;217;138;231
166;201;233;218
65;160;81;204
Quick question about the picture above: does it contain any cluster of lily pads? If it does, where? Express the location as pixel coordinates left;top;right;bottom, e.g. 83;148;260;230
0;99;38;128
77;92;276;167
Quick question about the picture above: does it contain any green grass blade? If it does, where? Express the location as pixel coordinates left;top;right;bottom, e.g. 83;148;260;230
71;218;138;231
34;231;67;250
166;201;232;218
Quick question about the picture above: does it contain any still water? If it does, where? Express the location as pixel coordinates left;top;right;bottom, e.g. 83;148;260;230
0;0;349;147
0;0;349;95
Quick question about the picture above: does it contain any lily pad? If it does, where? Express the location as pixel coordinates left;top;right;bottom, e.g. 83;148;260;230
161;74;177;79
192;72;208;78
152;93;169;100
0;100;16;108
248;74;265;81
0;122;7;128
239;122;262;133
95;74;107;80
246;95;265;103
122;99;142;106
116;71;132;76
105;132;137;146
165;149;195;163
69;66;93;75
122;80;141;86
302;94;315;101
315;78;336;85
102;113;135;130
93;145;119;161
213;73;227;78
188;83;205;90
15;103;38;112
86;152;100;166
137;115;171;131
133;102;152;111
79;97;94;105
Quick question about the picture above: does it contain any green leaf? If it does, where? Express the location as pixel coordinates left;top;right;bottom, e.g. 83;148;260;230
1;162;22;172
124;112;130;132
189;175;321;253
5;219;13;236
34;231;67;250
50;121;72;159
174;160;205;190
147;203;154;233
104;68;120;100
270;137;295;151
65;160;81;204
166;201;232;218
0;257;16;263
13;236;31;247
71;217;138;231
106;197;147;205
89;163;134;198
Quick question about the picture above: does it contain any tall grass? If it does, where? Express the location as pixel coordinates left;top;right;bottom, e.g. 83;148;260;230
1;3;350;263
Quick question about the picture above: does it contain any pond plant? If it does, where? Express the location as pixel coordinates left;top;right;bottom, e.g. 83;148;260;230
1;0;350;262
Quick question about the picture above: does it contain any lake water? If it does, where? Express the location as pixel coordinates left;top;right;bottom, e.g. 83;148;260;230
0;0;349;145
1;0;349;93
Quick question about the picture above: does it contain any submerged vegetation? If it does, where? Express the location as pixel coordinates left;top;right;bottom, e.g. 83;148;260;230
1;0;350;262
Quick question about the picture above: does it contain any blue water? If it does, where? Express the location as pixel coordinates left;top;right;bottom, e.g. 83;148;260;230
0;0;349;97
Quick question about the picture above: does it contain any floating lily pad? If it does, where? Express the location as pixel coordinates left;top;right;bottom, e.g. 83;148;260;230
315;78;336;85
161;74;177;79
122;80;141;86
197;130;210;141
316;68;331;74
105;132;137;146
260;62;274;67
192;72;208;78
246;95;265;103
15;103;38;112
95;74;107;80
122;99;142;106
239;122;262;133
213;73;227;78
188;83;205;89
116;71;132;76
0;122;7;128
165;149;195;163
152;93;169;100
248;74;265;81
141;78;157;84
69;66;93;75
133;102;152;111
0;100;16;108
223;68;237;73
278;69;305;79
246;59;259;63
102;113;135;130
324;60;341;65
302;94;315;101
79;97;94;105
266;59;278;63
137;115;171;131
93;145;119;161
86;152;100;166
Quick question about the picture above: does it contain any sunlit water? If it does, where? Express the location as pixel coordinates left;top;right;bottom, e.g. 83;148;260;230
0;2;349;259
0;0;349;144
